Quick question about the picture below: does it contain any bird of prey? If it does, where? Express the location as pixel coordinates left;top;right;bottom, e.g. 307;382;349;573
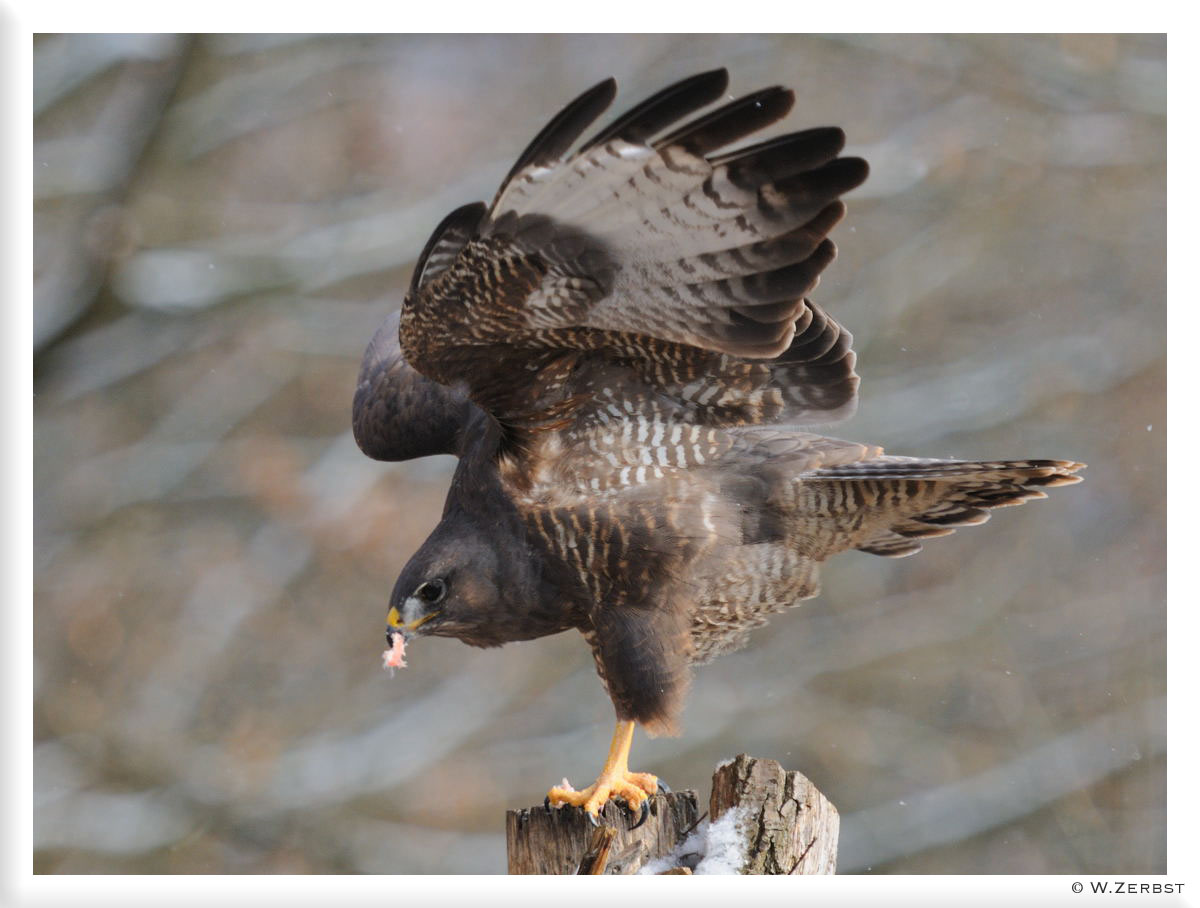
352;69;1084;824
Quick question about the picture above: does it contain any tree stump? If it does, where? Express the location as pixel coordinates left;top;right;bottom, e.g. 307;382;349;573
506;791;701;874
710;754;839;874
505;754;838;874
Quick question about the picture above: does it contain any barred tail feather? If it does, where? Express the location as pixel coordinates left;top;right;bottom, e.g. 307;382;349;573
778;459;1085;560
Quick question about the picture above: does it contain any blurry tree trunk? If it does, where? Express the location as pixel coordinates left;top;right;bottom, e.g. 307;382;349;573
33;35;194;351
505;754;838;874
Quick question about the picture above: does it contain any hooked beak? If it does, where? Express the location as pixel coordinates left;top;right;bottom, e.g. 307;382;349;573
386;605;440;641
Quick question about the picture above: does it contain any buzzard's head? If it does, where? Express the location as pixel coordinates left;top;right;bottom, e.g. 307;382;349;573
384;510;548;651
386;520;500;649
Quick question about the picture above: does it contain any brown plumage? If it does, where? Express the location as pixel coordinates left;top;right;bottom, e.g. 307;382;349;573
352;70;1083;801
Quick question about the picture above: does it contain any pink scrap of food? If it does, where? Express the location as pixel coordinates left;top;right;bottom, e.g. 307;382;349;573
382;633;407;671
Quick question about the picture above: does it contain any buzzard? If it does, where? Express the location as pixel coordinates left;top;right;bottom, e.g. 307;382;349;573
352;69;1083;824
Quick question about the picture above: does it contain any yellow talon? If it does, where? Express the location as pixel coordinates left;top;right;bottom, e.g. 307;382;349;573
546;720;659;819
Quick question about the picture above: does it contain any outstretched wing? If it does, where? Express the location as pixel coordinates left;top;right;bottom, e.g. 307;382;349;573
398;69;867;441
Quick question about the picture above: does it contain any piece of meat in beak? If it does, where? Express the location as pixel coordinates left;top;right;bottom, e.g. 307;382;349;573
382;626;409;672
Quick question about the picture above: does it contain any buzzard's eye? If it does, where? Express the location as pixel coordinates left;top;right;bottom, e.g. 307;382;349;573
416;579;447;604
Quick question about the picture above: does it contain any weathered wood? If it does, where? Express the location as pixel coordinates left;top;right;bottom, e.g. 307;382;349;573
709;754;839;874
505;755;838;874
576;826;617;874
506;791;700;874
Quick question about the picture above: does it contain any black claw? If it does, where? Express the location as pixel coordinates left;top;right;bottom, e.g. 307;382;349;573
630;799;650;830
656;779;671;795
544;796;552;811
587;810;603;828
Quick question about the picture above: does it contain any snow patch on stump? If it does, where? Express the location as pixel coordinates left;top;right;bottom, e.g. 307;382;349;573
639;807;749;875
